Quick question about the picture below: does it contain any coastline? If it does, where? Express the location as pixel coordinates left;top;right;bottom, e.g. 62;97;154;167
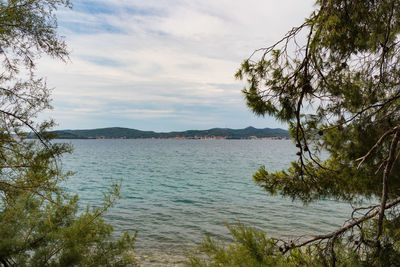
135;250;188;266
134;246;205;267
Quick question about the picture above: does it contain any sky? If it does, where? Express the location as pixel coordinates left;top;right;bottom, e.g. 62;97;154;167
38;0;315;131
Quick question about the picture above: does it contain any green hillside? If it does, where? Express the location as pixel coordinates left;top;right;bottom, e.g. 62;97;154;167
51;126;289;139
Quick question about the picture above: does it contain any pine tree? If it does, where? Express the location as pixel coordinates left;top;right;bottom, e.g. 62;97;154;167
191;1;400;266
0;1;135;266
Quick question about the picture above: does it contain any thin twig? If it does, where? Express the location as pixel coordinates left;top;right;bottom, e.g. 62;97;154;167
281;195;400;253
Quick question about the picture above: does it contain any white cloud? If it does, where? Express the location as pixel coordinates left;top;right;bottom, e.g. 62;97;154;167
38;0;315;130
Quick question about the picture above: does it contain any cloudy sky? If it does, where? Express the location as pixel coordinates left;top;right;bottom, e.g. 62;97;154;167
38;0;315;131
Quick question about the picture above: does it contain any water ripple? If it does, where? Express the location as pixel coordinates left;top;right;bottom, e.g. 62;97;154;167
61;139;355;249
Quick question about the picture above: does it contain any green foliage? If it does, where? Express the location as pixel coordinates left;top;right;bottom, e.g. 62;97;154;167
0;1;136;266
188;223;285;267
188;223;369;267
189;222;400;267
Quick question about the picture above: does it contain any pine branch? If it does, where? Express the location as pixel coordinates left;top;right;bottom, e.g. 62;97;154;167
356;125;399;169
376;129;400;242
281;195;400;253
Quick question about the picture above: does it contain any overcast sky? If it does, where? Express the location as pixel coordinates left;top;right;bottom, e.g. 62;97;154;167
38;0;315;131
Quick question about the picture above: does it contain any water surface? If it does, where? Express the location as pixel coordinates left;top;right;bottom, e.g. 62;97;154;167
61;139;353;250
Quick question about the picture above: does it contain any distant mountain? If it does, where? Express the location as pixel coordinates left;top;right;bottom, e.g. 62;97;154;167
51;126;290;139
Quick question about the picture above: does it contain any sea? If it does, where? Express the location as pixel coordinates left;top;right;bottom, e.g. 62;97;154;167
60;139;354;253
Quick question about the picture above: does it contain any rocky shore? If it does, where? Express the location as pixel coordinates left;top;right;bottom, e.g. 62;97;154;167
135;248;192;266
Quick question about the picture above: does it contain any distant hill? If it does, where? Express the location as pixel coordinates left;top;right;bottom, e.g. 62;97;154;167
50;127;289;139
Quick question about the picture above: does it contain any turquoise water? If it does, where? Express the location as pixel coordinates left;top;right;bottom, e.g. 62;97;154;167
61;139;353;250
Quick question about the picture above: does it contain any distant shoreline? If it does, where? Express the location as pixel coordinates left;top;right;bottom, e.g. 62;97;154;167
47;126;290;140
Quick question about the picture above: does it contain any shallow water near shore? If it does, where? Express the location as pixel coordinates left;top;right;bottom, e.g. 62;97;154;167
60;139;354;253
